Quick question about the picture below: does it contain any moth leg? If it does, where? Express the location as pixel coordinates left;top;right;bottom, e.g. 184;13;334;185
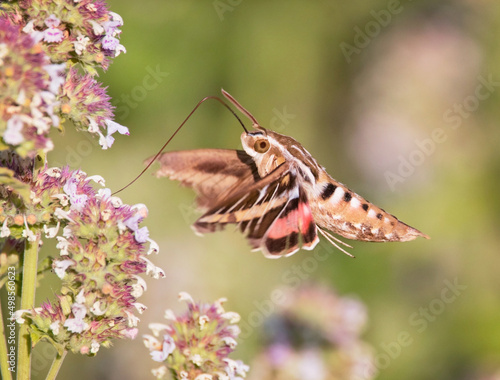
318;227;355;258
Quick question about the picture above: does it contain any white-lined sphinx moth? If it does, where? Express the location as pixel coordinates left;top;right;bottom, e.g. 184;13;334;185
150;90;429;258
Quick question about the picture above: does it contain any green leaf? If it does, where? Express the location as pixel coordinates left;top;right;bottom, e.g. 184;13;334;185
30;329;44;347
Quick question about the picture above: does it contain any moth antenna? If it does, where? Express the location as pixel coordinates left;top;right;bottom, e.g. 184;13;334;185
221;89;261;129
113;94;248;195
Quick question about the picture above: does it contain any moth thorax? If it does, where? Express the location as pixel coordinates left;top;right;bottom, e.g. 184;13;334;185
248;152;282;178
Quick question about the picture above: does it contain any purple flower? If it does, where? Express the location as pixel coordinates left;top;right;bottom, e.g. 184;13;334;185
101;34;126;57
106;119;129;136
268;343;293;366
224;358;250;379
114;43;126;57
54;259;74;279
4;116;25;145
124;213;142;231
44;14;61;28
62;176;78;195
61;67;126;149
72;302;87;320
64;316;89;334
150;335;176;362
10;1;126;71
102;20;122;36
43;27;64;43
73;33;90;55
98;131;114;149
108;12;124;27
102;34;119;50
0;18;60;157
123;328;138;340
245;283;377;380
1;218;10;238
144;293;249;379
63;175;89;211
44;63;66;94
134;226;150;243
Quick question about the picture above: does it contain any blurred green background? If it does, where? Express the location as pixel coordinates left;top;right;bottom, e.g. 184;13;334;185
42;0;500;379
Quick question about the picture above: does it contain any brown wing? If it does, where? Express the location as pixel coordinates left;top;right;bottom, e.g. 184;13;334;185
147;149;260;208
193;163;290;234
194;164;319;258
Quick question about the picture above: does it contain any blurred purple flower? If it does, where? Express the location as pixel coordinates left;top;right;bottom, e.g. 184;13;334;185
0;18;63;157
144;293;249;379
43;27;63;43
247;283;377;380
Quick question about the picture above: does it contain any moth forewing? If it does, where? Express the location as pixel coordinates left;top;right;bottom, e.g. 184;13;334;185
148;149;259;209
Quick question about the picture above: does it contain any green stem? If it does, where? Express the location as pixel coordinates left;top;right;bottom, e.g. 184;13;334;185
0;303;13;380
17;235;40;380
45;350;67;380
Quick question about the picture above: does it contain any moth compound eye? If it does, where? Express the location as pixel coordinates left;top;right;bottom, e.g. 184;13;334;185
254;139;270;153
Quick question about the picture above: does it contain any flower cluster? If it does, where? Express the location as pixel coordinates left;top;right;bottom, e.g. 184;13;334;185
144;292;250;380
4;0;125;73
60;67;128;149
278;283;368;346
0;18;64;157
247;283;377;380
3;163;164;355
0;0;163;374
0;1;128;157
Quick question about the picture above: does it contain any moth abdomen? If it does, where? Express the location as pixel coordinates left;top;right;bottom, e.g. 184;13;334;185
311;177;429;243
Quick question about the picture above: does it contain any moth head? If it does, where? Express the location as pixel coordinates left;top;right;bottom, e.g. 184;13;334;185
241;128;271;157
241;127;286;177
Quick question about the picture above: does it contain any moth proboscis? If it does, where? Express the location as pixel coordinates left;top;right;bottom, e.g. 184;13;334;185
147;89;429;258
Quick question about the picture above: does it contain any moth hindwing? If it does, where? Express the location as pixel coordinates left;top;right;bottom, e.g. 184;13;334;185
150;90;429;258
